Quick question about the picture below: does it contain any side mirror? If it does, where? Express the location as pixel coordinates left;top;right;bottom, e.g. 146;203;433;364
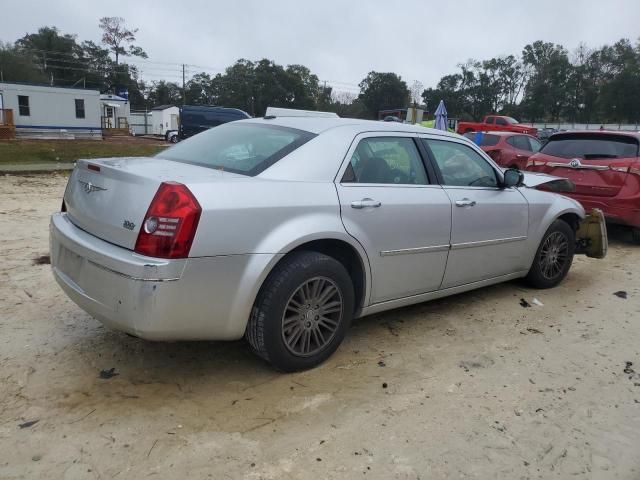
502;168;524;188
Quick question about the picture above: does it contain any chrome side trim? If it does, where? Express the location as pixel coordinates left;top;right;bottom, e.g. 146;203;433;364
451;235;527;250
380;244;450;257
546;162;608;170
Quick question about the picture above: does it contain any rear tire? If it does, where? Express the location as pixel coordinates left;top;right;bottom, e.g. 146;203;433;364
632;227;640;245
525;220;575;289
245;251;354;372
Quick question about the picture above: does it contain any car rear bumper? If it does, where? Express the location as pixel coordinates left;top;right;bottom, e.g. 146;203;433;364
50;213;279;341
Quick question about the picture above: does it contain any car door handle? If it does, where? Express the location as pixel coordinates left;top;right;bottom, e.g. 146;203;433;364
455;198;476;207
351;198;382;209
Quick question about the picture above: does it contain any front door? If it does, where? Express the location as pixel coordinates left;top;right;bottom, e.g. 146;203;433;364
336;134;452;304
421;137;529;288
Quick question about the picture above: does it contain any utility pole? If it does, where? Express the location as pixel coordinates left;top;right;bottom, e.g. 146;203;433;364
182;64;186;105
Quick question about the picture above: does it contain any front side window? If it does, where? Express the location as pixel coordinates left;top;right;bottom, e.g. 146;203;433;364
18;95;30;116
423;139;498;188
343;137;428;185
75;99;85;119
495;117;507;126
156;122;316;176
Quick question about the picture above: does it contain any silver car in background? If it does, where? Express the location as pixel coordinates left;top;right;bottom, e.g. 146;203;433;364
50;117;607;371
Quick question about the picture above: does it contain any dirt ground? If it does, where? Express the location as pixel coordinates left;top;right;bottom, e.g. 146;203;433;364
1;174;639;480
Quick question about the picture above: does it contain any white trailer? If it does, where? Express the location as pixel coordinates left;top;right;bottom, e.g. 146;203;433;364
0;81;101;139
151;105;180;137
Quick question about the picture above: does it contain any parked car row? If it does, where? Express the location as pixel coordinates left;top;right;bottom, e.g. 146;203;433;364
468;130;640;243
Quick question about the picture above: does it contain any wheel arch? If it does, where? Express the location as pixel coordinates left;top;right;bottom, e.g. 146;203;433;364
248;232;371;317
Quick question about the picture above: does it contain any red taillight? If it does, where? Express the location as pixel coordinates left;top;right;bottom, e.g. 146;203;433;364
134;182;201;259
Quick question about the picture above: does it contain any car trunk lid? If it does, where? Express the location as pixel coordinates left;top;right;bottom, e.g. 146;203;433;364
65;157;244;250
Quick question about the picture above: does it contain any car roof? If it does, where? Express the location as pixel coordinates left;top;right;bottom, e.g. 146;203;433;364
241;116;461;138
549;130;640;139
465;131;532;137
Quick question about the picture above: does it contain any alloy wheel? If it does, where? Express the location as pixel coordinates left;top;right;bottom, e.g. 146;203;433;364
281;276;343;357
539;231;569;280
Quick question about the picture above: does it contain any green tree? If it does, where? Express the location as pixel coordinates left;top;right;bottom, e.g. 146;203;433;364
358;71;409;119
15;26;79;85
520;41;571;121
0;42;47;83
98;17;147;65
146;80;182;106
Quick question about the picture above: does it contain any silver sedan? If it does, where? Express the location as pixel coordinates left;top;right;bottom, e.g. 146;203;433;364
50;117;607;371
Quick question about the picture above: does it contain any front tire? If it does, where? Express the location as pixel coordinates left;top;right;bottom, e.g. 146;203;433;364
245;251;354;372
525;219;575;288
632;227;640;245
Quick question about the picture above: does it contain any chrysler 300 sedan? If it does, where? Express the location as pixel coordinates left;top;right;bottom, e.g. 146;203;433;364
50;117;607;371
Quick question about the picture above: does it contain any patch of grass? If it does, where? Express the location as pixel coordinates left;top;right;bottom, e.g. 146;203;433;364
0;140;167;165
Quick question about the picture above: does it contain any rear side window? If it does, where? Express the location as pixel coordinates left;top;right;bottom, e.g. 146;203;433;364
486;117;494;124
495;117;507;126
465;132;500;147
541;134;639;159
157;122;316;176
507;135;531;151
344;137;428;185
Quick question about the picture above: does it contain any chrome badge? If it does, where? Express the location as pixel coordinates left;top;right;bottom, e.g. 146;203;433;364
78;180;107;194
569;158;582;168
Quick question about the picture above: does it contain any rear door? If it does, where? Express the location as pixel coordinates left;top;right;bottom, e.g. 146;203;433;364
535;133;639;197
336;133;452;304
420;136;529;288
505;135;541;169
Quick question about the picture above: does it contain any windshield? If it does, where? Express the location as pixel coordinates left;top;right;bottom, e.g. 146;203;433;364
504;117;519;125
540;133;639;159
157;122;316;176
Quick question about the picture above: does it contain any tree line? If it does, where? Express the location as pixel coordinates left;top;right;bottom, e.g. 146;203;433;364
1;20;639;123
423;39;640;123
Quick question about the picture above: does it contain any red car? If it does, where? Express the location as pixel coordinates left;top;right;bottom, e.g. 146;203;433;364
464;131;542;170
526;131;640;243
457;115;538;136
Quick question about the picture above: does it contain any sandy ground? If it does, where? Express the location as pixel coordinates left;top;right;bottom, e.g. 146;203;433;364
0;174;639;480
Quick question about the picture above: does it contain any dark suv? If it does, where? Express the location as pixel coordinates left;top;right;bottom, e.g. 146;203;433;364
178;105;250;140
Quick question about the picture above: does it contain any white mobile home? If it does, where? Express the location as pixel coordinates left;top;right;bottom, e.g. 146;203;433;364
0;82;101;139
151;105;180;136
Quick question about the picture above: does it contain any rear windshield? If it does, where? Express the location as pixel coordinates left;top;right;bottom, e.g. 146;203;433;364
157;122;316;175
464;132;500;147
540;134;639;159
